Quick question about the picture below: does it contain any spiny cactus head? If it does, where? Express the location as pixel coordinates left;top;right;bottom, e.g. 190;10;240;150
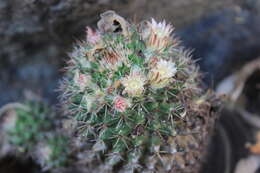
0;102;69;170
61;10;216;173
6;102;52;151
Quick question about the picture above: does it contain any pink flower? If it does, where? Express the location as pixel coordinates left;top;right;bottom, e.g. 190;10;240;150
86;26;101;45
114;96;130;112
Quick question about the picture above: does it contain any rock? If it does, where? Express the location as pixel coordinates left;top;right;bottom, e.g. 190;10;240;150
180;6;260;85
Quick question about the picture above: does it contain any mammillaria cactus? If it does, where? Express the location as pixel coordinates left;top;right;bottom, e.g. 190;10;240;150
0;102;69;171
61;11;219;173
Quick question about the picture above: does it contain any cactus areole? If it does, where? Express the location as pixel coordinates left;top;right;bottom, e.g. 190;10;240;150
61;11;219;173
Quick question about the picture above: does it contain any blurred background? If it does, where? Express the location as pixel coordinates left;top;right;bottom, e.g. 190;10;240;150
1;0;260;172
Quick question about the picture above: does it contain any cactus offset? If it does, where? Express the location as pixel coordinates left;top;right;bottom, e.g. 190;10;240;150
61;11;218;173
0;102;69;170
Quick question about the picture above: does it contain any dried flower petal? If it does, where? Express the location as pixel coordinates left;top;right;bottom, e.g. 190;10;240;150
101;43;130;70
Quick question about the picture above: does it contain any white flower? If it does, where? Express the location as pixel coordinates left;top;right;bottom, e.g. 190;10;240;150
153;60;177;78
149;18;173;38
142;18;174;52
148;60;177;89
122;66;146;97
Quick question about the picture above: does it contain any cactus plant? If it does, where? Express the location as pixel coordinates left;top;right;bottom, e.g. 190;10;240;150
58;11;219;173
0;102;69;171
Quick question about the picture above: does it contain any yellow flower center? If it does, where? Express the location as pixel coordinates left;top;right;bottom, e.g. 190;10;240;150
158;68;167;76
128;79;141;90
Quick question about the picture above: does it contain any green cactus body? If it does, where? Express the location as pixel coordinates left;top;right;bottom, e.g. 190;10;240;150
61;11;218;173
6;103;51;151
0;102;69;170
